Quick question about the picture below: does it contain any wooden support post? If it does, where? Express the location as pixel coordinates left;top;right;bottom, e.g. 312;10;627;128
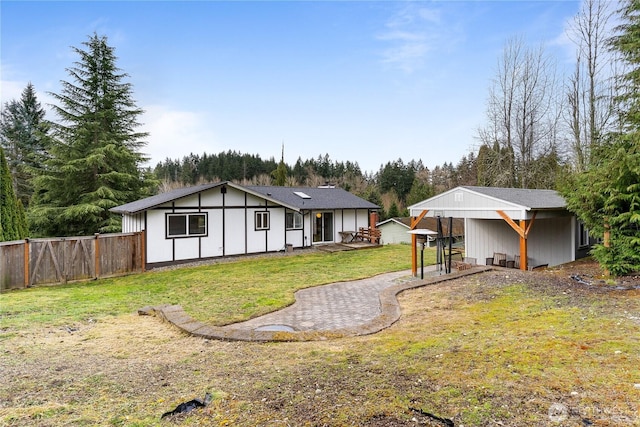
94;233;100;279
410;210;429;277
24;239;30;288
411;232;417;277
140;230;146;272
519;220;528;271
603;219;610;278
496;210;536;271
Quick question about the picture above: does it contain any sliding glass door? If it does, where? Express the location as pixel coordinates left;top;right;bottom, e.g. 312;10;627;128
313;212;333;243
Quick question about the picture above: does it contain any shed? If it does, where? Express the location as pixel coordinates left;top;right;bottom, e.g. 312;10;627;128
110;182;378;266
376;217;464;246
408;186;592;273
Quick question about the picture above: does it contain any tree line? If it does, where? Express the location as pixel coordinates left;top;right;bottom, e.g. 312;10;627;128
1;0;639;275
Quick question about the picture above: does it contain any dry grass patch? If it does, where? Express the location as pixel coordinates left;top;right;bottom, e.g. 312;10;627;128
1;256;639;426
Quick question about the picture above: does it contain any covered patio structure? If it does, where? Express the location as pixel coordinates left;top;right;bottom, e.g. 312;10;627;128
408;186;588;276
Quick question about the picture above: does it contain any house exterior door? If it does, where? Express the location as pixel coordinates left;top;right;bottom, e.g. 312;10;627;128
313;212;333;243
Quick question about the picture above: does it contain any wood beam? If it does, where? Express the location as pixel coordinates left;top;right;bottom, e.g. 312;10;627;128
496;210;537;271
411;210;429;277
524;211;537;236
411;210;429;229
496;210;526;239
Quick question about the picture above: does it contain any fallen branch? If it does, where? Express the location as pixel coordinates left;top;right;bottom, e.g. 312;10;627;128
409;407;454;426
161;392;212;419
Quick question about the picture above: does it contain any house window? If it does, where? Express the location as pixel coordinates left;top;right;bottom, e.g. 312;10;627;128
255;211;270;230
167;213;207;238
286;211;303;230
579;222;590;247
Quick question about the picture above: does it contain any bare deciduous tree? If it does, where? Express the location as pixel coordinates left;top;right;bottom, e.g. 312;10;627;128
565;0;616;172
477;36;560;188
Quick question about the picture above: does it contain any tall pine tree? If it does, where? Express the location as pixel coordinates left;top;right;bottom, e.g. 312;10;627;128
29;33;153;237
272;144;288;186
0;82;51;208
0;147;28;241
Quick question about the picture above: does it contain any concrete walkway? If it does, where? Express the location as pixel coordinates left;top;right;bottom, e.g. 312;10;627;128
139;265;491;342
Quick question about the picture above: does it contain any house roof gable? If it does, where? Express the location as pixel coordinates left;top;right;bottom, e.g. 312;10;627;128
408;186;566;214
110;182;223;214
110;183;378;215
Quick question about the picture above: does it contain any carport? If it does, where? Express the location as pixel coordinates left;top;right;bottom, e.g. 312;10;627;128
407;186;587;276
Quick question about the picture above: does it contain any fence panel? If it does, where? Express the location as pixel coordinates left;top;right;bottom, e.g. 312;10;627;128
98;233;144;277
0;232;144;292
0;241;27;291
29;237;96;286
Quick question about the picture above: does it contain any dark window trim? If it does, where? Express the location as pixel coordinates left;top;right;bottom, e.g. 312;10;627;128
255;211;270;231
286;211;303;230
166;212;208;239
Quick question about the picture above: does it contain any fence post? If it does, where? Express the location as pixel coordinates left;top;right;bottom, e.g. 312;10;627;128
94;233;100;279
140;231;146;272
24;239;30;288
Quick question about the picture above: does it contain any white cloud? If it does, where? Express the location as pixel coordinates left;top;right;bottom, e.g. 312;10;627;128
140;105;219;166
376;3;455;73
0;64;28;105
0;67;59;117
0;80;25;105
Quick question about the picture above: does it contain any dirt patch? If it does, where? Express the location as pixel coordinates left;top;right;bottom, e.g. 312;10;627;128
1;259;639;426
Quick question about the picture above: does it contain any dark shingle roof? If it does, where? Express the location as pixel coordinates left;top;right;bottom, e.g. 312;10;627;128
461;186;566;209
110;182;224;214
247;186;379;210
111;183;378;215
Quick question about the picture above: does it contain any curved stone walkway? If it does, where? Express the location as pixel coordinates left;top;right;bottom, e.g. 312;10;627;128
139;266;491;342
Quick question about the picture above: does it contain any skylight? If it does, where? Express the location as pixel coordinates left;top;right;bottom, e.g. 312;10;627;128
294;191;311;199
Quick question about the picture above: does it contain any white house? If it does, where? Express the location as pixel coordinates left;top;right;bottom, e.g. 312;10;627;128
110;182;379;266
408;186;593;272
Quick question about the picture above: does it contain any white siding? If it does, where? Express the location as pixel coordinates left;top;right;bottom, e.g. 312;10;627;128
120;213;144;233
355;210;370;231
466;217;574;267
341;210;357;232
146;210;174;263
267;207;286;252
224;207;246;255
203;209;224;258
174;237;200;260
286;228;305;247
527;217;573;266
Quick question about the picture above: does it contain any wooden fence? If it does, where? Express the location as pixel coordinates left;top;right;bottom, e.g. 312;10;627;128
0;232;145;292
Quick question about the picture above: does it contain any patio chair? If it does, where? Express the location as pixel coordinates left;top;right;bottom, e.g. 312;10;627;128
491;252;506;267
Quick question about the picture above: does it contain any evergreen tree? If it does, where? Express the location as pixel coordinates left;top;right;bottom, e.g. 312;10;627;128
386;201;400;219
406;178;433;207
0;147;28;241
272;144;288;186
29;33;153;236
0;83;51;208
377;159;415;202
563;0;640;275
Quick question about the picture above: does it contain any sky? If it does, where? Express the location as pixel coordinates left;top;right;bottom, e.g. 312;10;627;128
1;0;583;174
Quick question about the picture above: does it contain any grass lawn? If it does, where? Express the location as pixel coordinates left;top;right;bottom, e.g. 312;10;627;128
1;245;639;426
